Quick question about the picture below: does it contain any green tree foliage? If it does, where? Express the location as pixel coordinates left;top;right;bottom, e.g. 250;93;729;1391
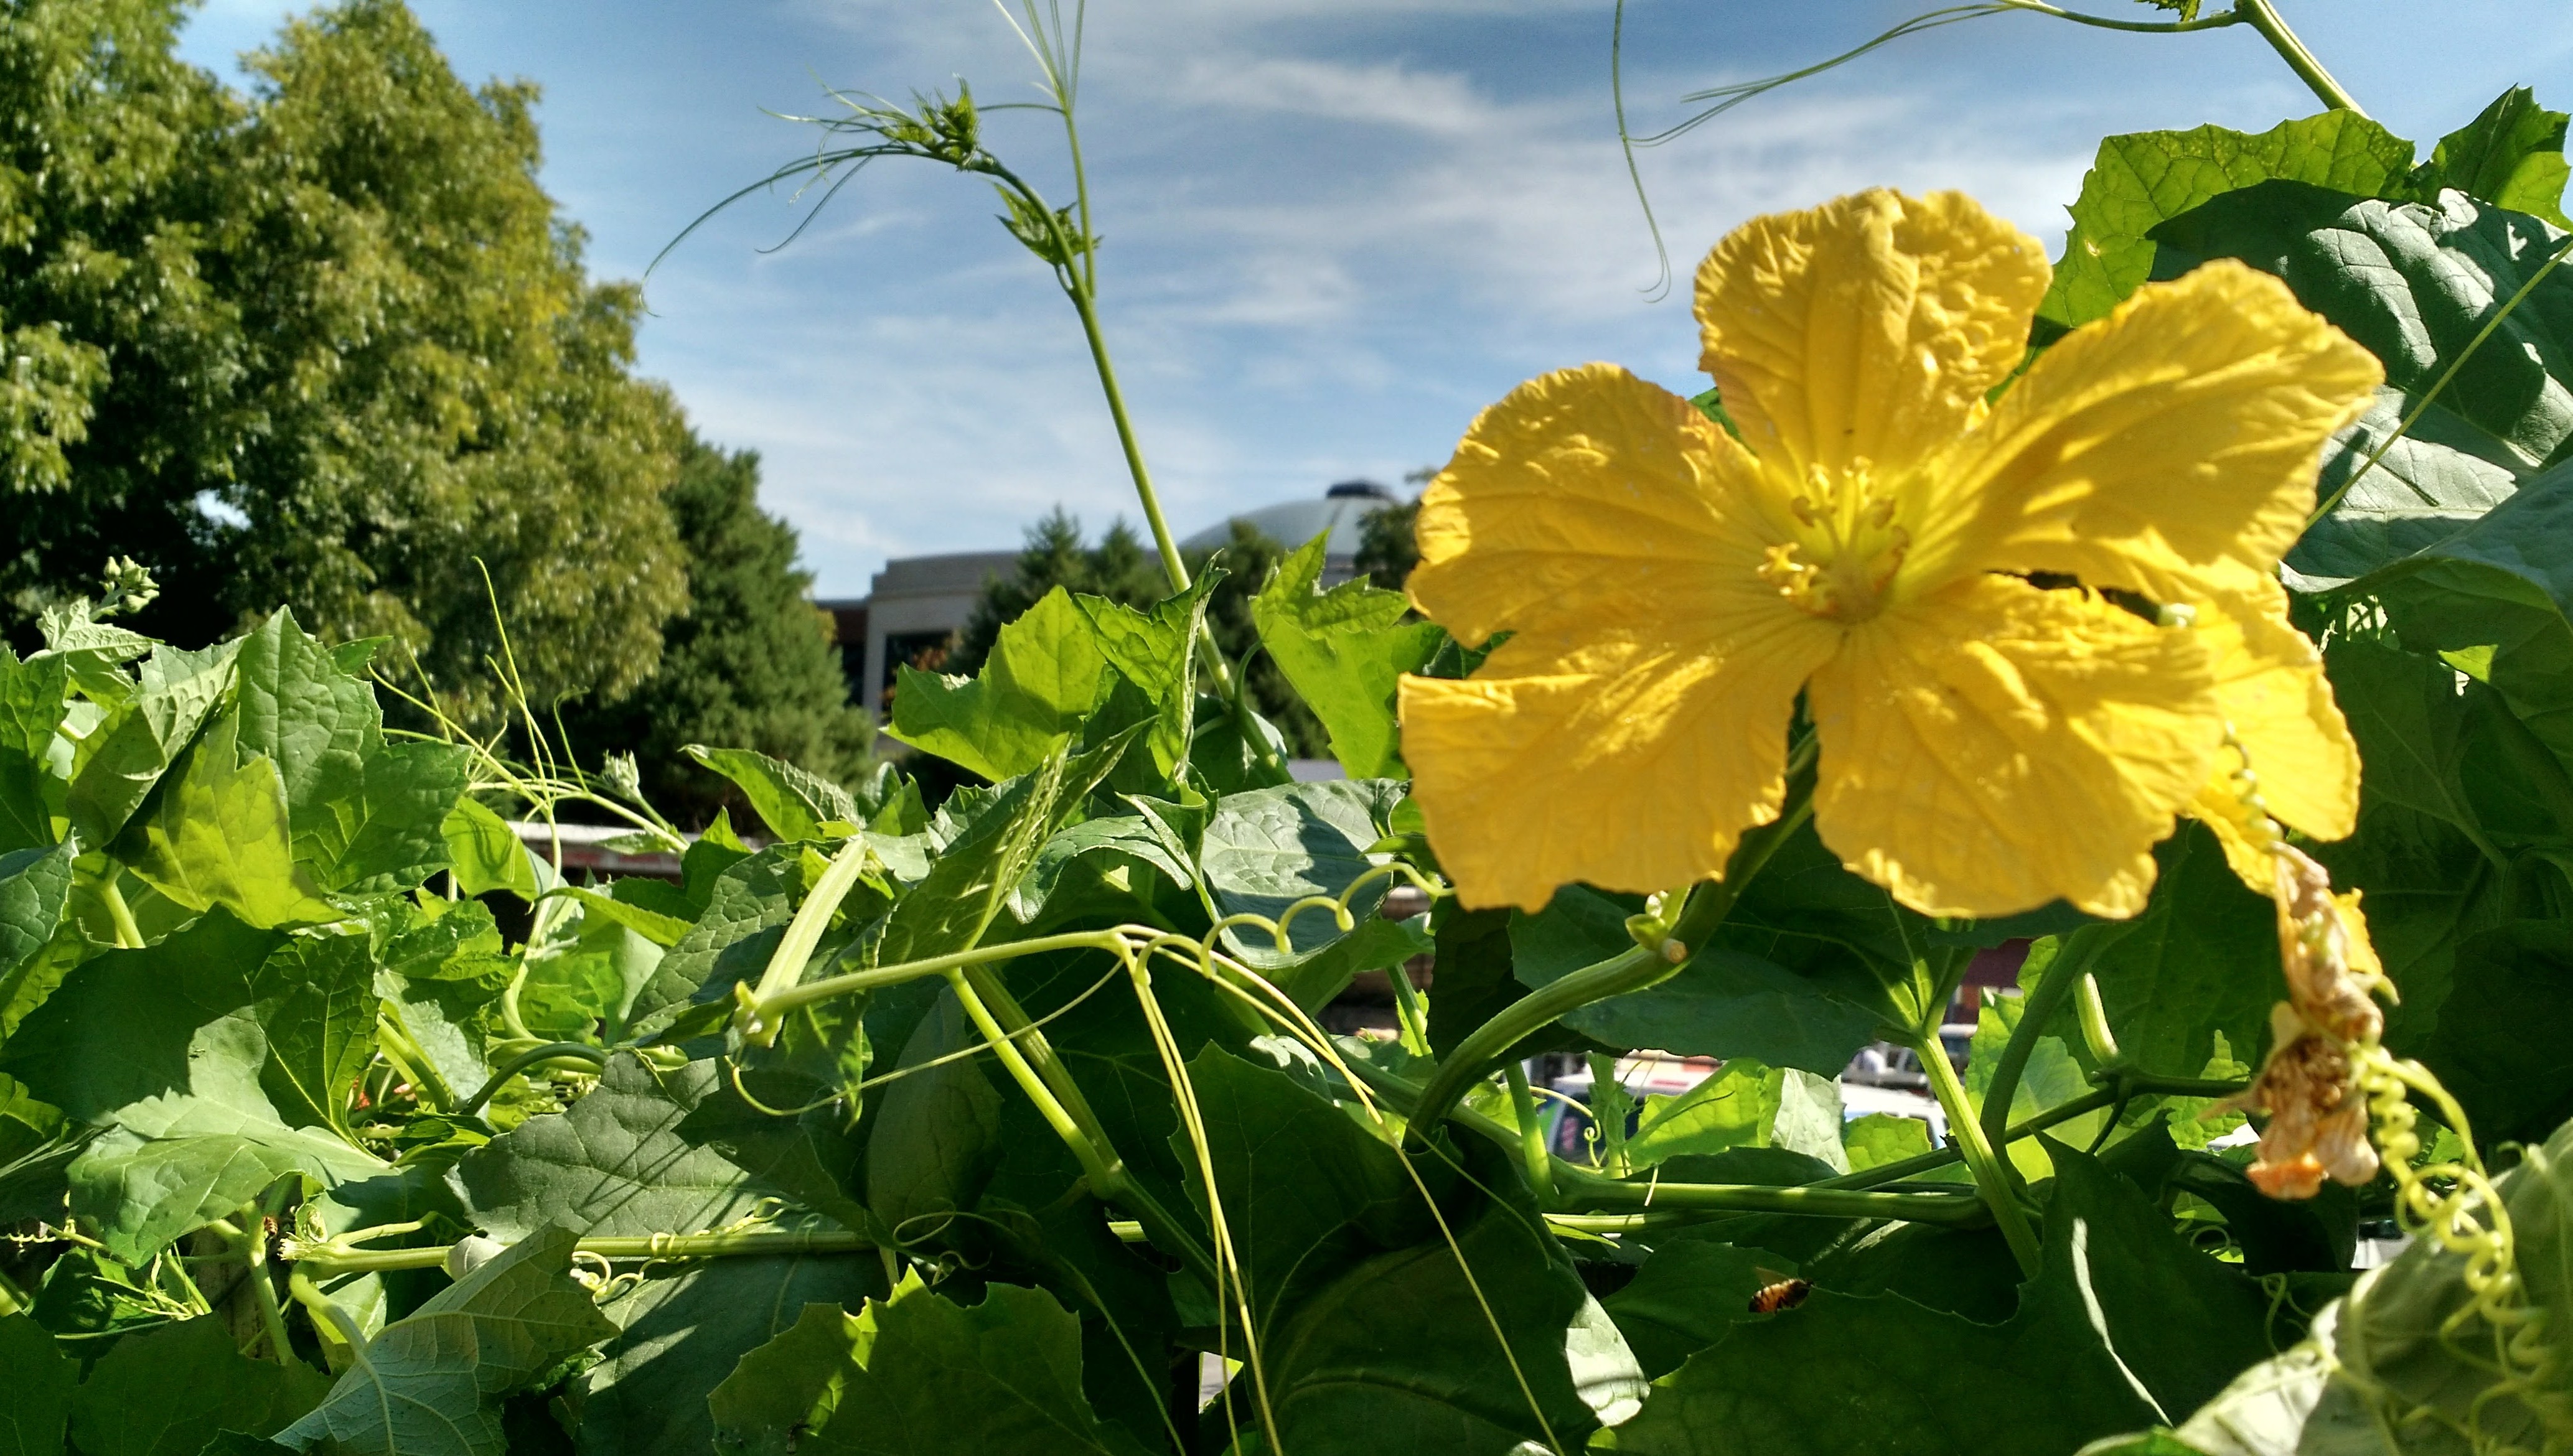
1352;496;1421;592
0;0;687;720
556;441;873;828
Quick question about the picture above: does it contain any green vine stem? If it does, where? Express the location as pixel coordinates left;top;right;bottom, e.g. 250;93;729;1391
1551;1164;1989;1225
209;1208;296;1366
1503;1062;1558;1208
1976;924;2129;1172
458;1042;609;1116
2229;0;2366;114
2074;971;2124;1068
943;964;1221;1288
743;833;878;1010
1908;1024;2044;1277
1406;739;1818;1141
286;1225;875;1277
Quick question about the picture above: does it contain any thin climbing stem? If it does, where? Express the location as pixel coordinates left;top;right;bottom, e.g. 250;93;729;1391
1910;1025;2044;1278
1504;1063;1558;1209
2231;0;2366;114
1977;925;2129;1167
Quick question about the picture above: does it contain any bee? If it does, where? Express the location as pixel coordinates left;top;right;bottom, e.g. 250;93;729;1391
1746;1277;1812;1315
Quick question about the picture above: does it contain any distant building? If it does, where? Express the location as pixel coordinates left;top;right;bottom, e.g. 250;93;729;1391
819;481;1399;720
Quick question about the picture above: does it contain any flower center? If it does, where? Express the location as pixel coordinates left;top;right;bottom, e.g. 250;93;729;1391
1755;459;1911;622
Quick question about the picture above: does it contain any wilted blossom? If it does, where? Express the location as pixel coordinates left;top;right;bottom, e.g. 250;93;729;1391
2237;844;2386;1199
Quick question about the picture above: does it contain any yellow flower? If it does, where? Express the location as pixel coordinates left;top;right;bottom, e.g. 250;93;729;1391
1399;189;2381;917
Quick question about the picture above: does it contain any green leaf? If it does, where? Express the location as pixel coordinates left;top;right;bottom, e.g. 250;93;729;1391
554;885;691;948
1608;1147;2279;1455
2040;110;2416;332
1072;572;1217;778
1510;882;1884;1075
121;742;340;928
0;649;68;853
863;989;1004;1236
233;609;377;834
1624;1058;1847;1174
279;1225;617;1456
65;640;240;851
2152;1113;2571;1455
1184;1048;1644;1453
1199;778;1413;1007
0;1312;75;1456
1;907;286;1126
298;740;470;895
579;1256;881;1456
254;928;380;1134
454;1053;772;1241
1600;1242;1779;1380
708;1302;866;1456
682;745;857;842
2415;86;2571;227
2145;184;2573;582
622;846;803;1042
1841;1113;1933;1174
0;841;76;1004
1250;533;1441;779
804;1278;1151;1456
2085;822;2282;1086
441;797;536;900
888;588;1110;782
69;1095;387;1263
68;1316;329;1456
866;733;1135;976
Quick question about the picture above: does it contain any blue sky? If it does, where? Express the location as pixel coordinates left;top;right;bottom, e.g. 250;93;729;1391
178;1;2573;598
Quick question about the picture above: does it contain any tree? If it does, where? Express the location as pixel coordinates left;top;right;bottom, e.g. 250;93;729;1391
0;0;688;722
1352;495;1421;592
556;439;873;827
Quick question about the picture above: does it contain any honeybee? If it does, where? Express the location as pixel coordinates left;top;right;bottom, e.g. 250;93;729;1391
1746;1277;1812;1315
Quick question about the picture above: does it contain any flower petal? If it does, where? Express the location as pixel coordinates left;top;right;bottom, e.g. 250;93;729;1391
1409;363;1775;647
1400;619;1839;913
2199;568;2358;839
1912;260;2382;593
1694;189;2049;485
1807;576;2221;918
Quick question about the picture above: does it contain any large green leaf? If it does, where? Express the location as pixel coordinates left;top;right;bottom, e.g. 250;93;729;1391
1199;778;1421;1008
0;650;68;853
623;845;803;1042
0;842;75;1007
1599;1241;1778;1380
888;588;1110;782
2083;822;2282;1083
1623;1057;1847;1174
440;797;537;901
69;1094;386;1262
1250;533;1441;779
707;1302;865;1456
2041;110;2417;332
682;745;856;843
65;640;240;851
2137;1113;2572;1455
234;609;377;836
2147;184;2573;582
298;740;471;895
1607;1148;2277;1455
862;990;1003;1237
454;1053;769;1241
1510;881;1885;1075
121;739;340;928
2417;85;2571;227
803;1277;1151;1456
1183;1048;1642;1454
0;1312;75;1456
577;1255;882;1456
255;927;380;1134
1072;573;1216;778
67;1315;329;1456
279;1225;616;1456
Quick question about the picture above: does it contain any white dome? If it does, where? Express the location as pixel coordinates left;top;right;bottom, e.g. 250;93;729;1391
1178;482;1400;558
